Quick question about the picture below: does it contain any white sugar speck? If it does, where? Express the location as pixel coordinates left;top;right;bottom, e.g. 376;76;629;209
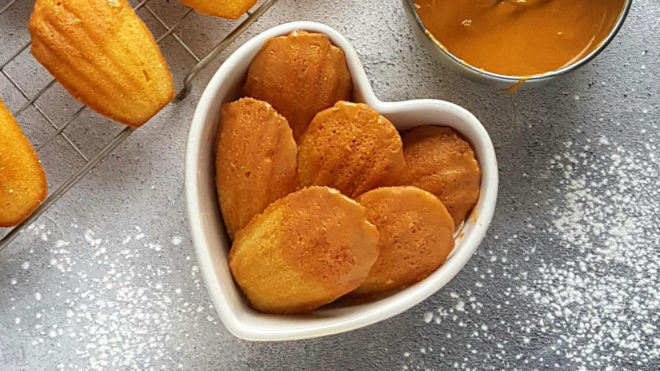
34;292;42;301
423;311;433;323
171;236;182;245
84;230;102;246
21;261;30;270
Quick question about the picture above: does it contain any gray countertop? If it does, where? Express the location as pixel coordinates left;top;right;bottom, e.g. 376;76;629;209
1;0;658;369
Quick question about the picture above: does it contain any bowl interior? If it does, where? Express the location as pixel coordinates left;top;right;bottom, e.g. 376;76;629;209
186;21;498;341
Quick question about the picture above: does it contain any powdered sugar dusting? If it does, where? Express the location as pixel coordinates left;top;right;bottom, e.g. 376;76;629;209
518;139;659;367
3;224;218;369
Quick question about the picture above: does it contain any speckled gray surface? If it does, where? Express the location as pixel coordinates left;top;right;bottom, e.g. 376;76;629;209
1;0;659;369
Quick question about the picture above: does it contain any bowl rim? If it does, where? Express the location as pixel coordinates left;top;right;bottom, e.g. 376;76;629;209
185;21;499;341
402;0;633;83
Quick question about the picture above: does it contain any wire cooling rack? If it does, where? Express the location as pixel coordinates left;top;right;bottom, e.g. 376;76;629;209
0;0;279;250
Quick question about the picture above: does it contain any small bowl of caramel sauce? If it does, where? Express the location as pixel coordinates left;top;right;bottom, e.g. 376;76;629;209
404;0;631;90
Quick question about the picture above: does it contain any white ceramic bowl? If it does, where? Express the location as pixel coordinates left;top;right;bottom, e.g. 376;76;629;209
185;21;499;341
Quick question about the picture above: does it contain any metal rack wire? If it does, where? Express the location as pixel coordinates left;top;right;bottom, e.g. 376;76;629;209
0;0;279;250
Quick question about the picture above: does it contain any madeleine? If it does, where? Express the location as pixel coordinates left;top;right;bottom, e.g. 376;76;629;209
28;0;174;128
244;30;353;140
180;0;257;20
230;187;379;314
401;126;481;226
0;99;48;227
215;98;297;239
298;101;405;197
351;186;454;297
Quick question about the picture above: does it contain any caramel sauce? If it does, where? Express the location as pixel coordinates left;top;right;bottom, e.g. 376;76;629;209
414;0;626;76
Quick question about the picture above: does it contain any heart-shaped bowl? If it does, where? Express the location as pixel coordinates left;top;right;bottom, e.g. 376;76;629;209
185;21;498;341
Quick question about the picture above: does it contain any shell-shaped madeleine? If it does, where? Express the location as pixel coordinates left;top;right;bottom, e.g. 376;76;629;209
216;98;298;240
298;101;405;198
179;0;257;20
229;187;379;314
0;99;48;227
244;30;353;140
351;186;455;298
401;126;481;226
28;0;175;128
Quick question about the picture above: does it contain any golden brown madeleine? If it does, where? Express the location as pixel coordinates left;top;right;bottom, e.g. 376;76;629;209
28;0;175;128
179;0;257;20
0;99;48;227
216;98;297;239
229;187;379;314
350;186;454;297
401;126;481;226
298;101;405;198
244;30;353;140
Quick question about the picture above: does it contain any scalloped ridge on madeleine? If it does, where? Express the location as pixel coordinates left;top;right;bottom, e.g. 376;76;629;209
229;187;380;314
298;101;405;198
28;0;175;128
244;30;353;140
401;126;481;226
179;0;257;20
0;99;48;227
351;186;455;297
216;98;297;240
